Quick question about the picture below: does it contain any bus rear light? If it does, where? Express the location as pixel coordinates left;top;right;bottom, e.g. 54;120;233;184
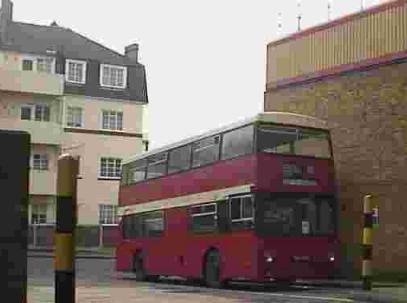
266;256;274;263
264;252;275;263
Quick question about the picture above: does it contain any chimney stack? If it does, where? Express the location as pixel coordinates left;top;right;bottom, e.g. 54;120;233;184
125;43;139;63
0;0;13;43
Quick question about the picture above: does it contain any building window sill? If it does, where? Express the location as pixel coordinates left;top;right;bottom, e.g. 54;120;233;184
97;177;121;181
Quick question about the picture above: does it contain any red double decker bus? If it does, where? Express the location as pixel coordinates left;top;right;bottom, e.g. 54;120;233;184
116;112;338;287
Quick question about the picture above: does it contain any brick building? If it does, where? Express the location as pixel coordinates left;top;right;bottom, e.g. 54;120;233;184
265;0;407;277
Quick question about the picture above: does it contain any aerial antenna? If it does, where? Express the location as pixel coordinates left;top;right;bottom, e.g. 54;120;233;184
360;0;365;11
327;0;332;21
297;0;302;31
277;12;283;36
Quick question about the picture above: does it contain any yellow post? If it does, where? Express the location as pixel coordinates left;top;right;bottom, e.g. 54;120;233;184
55;154;79;303
362;194;373;290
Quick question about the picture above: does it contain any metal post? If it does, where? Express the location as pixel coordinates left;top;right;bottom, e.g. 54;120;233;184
362;194;373;290
0;130;30;303
55;154;78;303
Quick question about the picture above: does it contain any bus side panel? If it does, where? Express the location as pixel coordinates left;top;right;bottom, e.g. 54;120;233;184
178;231;258;281
119;155;257;206
219;231;259;281
116;241;139;272
145;207;188;276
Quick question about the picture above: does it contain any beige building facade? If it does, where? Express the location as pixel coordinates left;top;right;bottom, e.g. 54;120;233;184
62;95;146;225
0;0;149;246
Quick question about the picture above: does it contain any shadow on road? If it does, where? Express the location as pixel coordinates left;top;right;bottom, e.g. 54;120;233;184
120;275;316;294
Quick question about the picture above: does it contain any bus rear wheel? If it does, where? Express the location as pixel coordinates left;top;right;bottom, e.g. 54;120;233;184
133;254;146;282
204;250;224;288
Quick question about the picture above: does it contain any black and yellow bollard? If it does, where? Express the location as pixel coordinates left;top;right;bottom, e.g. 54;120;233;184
55;154;78;303
362;194;373;291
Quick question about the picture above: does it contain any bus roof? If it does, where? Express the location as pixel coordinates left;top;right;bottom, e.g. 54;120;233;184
124;112;328;164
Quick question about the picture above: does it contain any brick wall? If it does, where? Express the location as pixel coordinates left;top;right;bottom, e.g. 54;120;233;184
265;60;407;274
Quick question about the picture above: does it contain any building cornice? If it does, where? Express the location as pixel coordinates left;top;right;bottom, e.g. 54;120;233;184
64;127;143;138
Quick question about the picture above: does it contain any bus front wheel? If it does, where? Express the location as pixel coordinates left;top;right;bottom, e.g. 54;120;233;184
204;250;224;288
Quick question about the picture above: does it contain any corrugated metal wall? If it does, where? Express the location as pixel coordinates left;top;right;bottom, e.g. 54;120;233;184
267;1;407;85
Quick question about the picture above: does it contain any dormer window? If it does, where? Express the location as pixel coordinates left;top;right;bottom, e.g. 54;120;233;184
100;64;127;89
66;59;87;84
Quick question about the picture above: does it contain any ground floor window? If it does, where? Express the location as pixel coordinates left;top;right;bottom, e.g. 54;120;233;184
32;154;49;170
31;204;47;224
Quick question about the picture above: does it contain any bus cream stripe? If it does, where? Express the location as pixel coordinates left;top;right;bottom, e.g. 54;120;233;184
118;184;253;215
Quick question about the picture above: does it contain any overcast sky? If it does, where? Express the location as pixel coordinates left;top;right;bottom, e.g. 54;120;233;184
12;0;383;149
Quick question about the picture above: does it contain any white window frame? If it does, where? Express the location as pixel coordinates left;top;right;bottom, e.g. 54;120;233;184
22;58;34;71
21;55;55;74
229;194;254;223
190;203;217;218
99;157;122;179
99;204;119;225
32;154;49;171
31;204;48;224
20;104;34;120
21;104;50;121
34;104;50;121
99;64;127;89
101;110;123;131
65;59;87;84
66;106;83;128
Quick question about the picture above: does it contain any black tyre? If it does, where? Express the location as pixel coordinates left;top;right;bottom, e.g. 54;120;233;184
146;275;160;282
204;250;224;288
274;279;292;289
133;254;147;282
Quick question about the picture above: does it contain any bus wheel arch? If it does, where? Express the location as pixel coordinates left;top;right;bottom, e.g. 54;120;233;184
202;247;225;288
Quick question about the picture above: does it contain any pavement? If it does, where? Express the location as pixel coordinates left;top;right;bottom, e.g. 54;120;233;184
27;247;115;259
27;251;407;302
297;279;407;302
27;280;407;303
349;287;407;303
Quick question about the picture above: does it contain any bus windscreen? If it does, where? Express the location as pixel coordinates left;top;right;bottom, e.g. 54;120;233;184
258;196;336;236
257;126;331;159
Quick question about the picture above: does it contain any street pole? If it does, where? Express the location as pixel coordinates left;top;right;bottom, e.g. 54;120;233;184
362;194;373;291
55;154;79;303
